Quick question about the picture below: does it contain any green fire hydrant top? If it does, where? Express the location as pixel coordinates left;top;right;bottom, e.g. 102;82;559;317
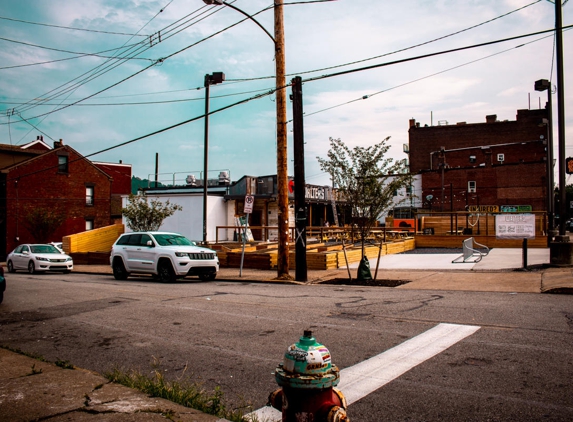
275;330;340;389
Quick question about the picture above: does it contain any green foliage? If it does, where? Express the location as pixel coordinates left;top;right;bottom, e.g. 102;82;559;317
104;362;254;421
22;206;66;243
122;193;183;232
55;358;74;369
317;137;412;252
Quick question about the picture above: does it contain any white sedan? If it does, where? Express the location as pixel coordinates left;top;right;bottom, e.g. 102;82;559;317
7;244;73;274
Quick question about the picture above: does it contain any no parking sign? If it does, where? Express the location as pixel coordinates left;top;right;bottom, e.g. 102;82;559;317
244;195;254;214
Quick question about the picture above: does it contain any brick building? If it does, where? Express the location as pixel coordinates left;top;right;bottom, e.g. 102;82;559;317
408;108;550;214
0;139;131;258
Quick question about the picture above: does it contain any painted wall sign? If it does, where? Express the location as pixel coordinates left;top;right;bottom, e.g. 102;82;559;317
468;205;499;213
496;213;535;239
305;185;327;201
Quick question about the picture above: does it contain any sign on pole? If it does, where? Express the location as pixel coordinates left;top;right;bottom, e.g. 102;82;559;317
244;195;254;214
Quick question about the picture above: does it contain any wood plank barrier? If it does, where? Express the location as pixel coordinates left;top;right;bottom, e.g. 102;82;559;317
221;238;416;270
63;224;124;254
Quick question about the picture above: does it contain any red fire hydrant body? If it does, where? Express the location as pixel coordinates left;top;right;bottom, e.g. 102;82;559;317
268;330;349;421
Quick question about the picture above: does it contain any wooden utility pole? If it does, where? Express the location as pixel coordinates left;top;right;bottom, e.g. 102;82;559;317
274;1;290;279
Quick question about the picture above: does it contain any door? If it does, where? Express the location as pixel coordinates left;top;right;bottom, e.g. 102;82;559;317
12;245;29;270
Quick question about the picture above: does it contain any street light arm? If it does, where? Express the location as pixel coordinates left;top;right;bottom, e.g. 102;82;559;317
205;1;276;43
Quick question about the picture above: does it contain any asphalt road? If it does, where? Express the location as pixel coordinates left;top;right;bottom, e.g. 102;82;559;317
1;271;572;421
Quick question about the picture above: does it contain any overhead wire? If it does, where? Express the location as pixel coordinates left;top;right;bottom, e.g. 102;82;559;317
300;29;570;120
301;25;573;84
1;2;274;123
6;19;568;182
227;0;545;82
3;0;540;118
4;1;235;118
0;36;154;62
6;1;182;117
0;86;275;106
0;15;150;37
5;86;278;182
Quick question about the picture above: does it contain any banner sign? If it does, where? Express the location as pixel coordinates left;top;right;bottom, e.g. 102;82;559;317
496;214;535;239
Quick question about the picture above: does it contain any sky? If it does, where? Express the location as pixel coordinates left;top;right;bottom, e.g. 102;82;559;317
0;0;571;187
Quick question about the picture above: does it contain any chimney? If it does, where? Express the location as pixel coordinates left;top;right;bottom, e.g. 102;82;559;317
486;114;497;123
53;139;63;148
409;118;416;128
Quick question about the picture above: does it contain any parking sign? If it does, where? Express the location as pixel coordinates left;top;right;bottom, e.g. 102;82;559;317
244;195;254;214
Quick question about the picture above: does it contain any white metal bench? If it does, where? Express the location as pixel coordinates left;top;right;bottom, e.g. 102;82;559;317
452;237;490;263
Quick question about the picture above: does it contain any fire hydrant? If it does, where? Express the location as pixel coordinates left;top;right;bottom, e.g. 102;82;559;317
268;330;349;421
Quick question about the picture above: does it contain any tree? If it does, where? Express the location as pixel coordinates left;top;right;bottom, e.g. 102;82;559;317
122;193;183;232
317;137;412;255
23;206;66;243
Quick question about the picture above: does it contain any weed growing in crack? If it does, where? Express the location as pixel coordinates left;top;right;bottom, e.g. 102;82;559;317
104;359;255;422
27;363;43;376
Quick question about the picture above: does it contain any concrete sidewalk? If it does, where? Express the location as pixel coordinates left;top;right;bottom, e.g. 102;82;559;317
72;248;573;294
0;348;228;421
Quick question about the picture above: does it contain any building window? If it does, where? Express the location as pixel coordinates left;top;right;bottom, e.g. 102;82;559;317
468;181;476;193
86;186;94;206
469;155;476;163
85;219;94;231
58;155;68;173
406;185;412;196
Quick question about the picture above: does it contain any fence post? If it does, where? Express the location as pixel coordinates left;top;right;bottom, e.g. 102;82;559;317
522;238;528;269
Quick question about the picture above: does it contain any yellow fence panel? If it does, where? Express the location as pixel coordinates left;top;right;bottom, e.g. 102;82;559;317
62;224;124;253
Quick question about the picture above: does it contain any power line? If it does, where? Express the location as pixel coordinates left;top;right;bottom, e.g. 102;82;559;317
225;0;545;83
2;2;231;119
5;86;278;182
302;25;573;84
0;4;272;123
301;30;566;120
0;36;154;65
0;15;150;37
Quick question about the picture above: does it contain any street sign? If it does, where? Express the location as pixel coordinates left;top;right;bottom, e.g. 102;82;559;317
244;195;254;214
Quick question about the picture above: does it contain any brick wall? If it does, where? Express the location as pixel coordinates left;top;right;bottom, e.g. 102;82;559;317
408;108;550;213
2;145;113;256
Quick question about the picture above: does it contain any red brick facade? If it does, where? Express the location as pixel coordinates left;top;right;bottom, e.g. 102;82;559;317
0;144;120;257
408;109;550;212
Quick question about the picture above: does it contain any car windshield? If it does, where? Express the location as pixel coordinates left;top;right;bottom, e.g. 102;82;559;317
153;234;195;247
31;245;60;254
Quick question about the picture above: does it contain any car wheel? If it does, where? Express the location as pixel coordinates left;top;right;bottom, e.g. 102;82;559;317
112;258;128;280
0;291;3;304
7;260;15;273
199;273;216;281
157;261;176;283
28;261;35;274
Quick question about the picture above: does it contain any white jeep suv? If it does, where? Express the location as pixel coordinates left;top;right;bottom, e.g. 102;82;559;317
110;232;219;282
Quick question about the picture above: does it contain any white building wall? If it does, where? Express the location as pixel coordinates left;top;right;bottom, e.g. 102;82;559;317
121;194;229;242
378;174;423;224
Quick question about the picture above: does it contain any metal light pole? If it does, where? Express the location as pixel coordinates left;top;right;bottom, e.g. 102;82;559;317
203;1;290;278
553;0;567;237
203;72;225;244
535;79;554;244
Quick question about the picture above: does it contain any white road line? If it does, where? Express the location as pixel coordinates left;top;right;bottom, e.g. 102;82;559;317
246;323;480;421
339;323;481;405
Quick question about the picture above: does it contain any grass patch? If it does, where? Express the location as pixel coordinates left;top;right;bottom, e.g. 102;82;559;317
104;360;256;422
55;358;74;369
1;344;47;362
